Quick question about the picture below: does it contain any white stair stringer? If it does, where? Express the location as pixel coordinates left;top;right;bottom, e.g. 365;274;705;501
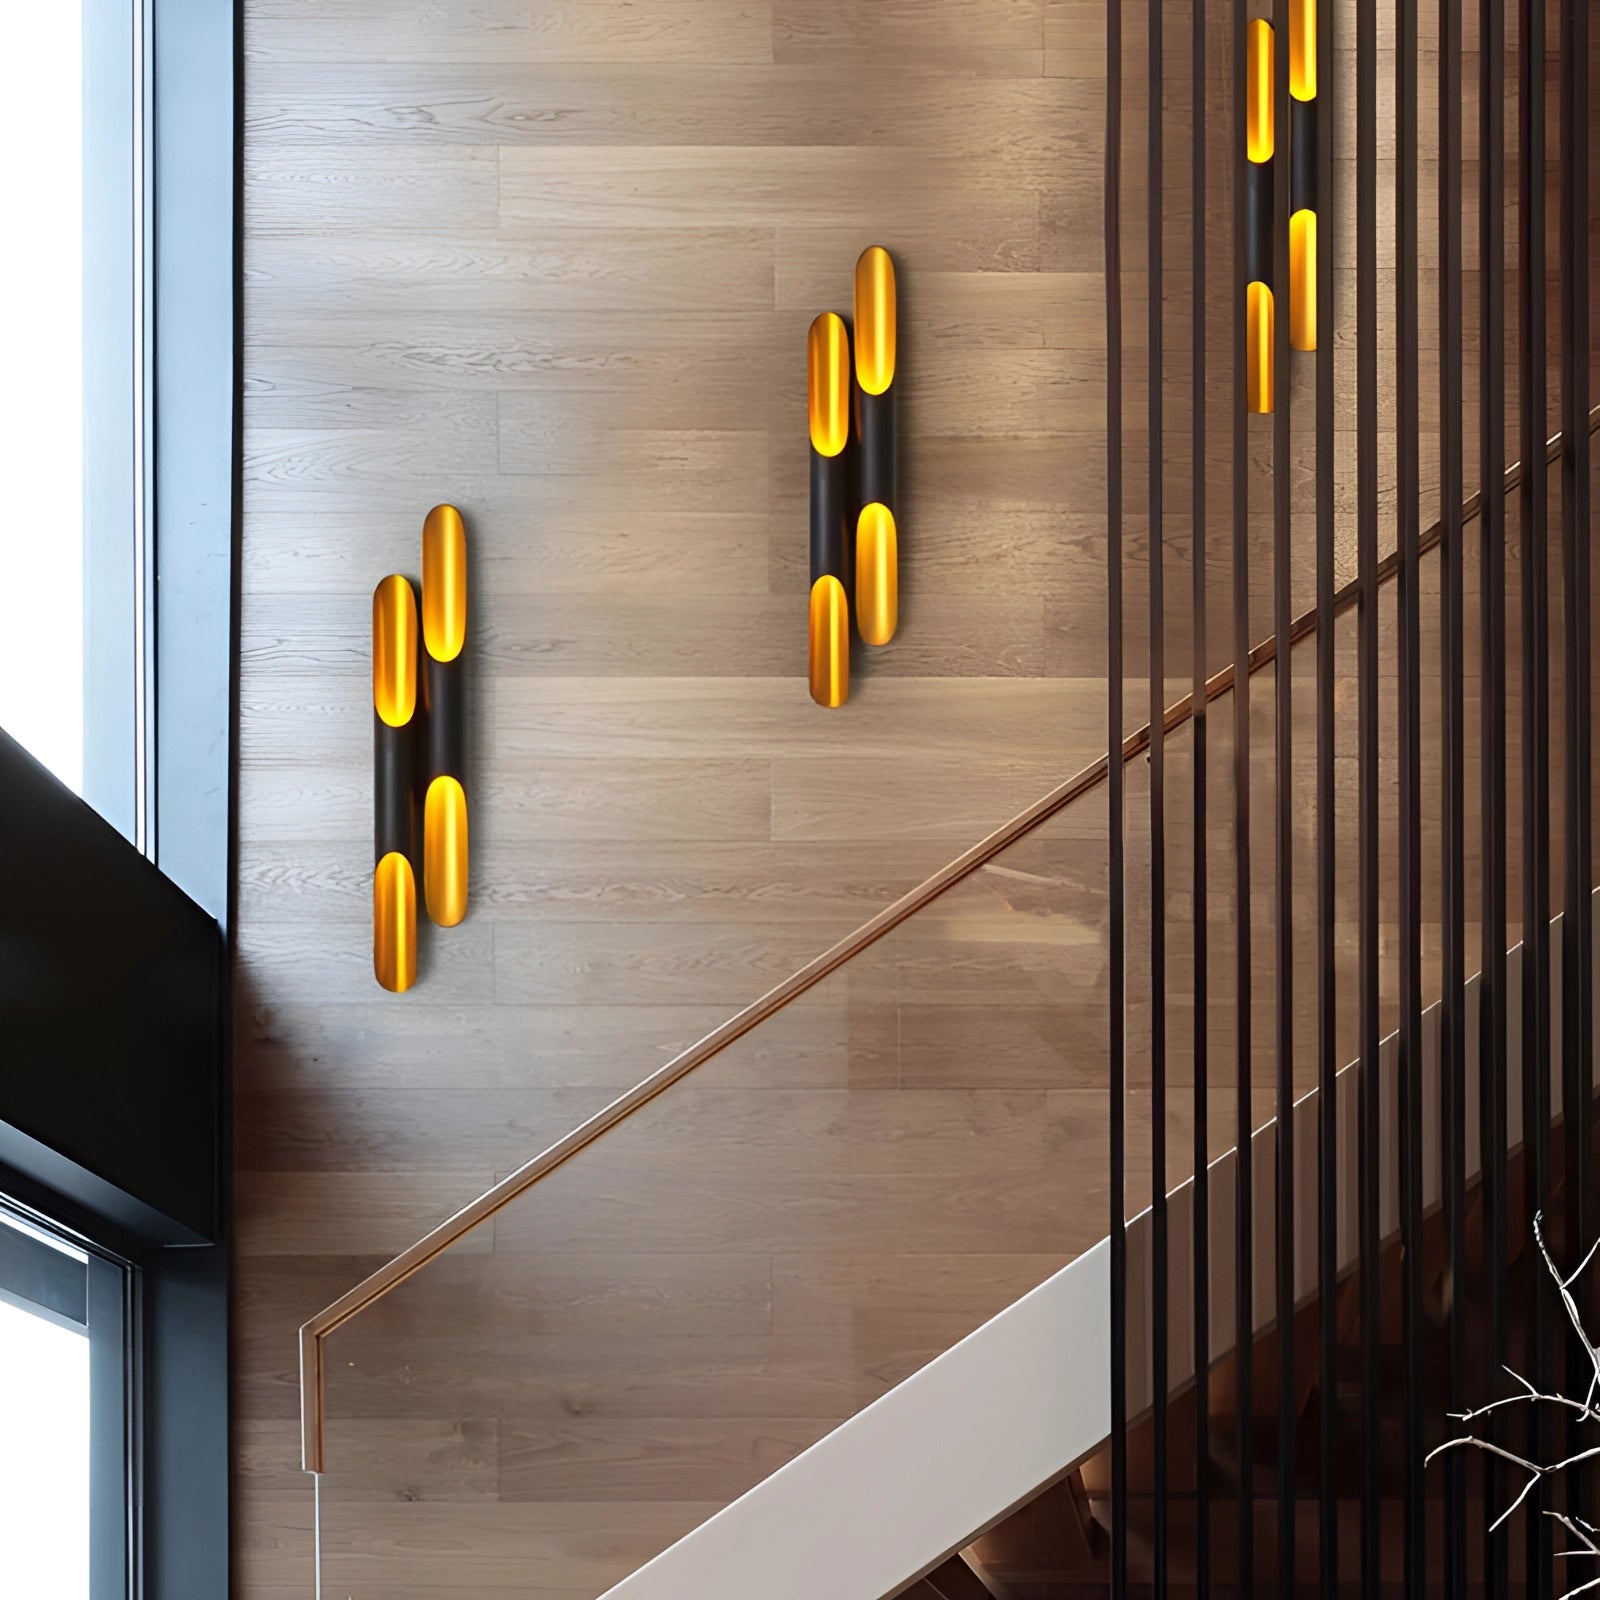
599;893;1594;1600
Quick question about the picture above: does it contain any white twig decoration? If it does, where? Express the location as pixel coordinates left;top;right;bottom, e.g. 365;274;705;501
1425;1212;1600;1596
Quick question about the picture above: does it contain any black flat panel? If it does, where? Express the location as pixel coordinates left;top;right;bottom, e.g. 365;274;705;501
0;729;222;1242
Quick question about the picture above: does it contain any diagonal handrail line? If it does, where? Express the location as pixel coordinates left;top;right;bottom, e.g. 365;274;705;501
298;406;1597;1474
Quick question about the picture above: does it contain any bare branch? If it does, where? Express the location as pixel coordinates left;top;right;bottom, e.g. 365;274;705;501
1429;1216;1600;1569
1533;1443;1600;1479
1565;1232;1600;1293
1549;1512;1600;1557
1536;1212;1600;1399
1423;1435;1539;1474
1450;1390;1597;1424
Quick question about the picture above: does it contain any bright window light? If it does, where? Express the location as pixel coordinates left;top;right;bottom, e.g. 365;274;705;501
0;7;85;792
0;1293;91;1600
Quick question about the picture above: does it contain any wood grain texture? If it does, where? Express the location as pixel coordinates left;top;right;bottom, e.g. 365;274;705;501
235;0;1589;1592
237;2;1133;1586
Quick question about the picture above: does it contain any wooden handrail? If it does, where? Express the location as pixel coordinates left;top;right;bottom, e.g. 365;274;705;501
299;406;1596;1473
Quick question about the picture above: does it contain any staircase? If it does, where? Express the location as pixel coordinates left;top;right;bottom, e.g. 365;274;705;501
582;896;1589;1600
299;380;1600;1595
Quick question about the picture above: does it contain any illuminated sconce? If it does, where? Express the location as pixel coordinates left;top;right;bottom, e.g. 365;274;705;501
371;505;471;991
421;504;469;928
1288;0;1317;351
853;246;898;647
1245;18;1275;414
808;311;851;707
373;574;419;993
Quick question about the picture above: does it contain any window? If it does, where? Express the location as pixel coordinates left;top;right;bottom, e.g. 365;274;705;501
0;9;88;792
0;1203;132;1600
0;2;147;841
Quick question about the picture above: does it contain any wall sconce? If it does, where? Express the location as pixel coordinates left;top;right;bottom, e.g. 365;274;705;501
371;505;470;991
805;246;899;707
1245;18;1275;414
808;311;851;708
1288;0;1317;352
854;246;898;647
373;574;419;993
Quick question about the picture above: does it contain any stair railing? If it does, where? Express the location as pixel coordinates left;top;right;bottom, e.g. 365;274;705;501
298;404;1597;1476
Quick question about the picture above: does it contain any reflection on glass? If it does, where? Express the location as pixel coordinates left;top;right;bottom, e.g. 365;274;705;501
0;9;84;791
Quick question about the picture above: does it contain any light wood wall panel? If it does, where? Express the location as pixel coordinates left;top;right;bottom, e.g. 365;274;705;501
237;5;1135;1592
235;0;1578;1593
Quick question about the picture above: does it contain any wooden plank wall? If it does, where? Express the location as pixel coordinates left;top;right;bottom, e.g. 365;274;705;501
233;4;1174;1593
232;0;1580;1593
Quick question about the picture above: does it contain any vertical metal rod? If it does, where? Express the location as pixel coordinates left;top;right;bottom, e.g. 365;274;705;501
1105;0;1128;1589
1313;0;1337;1582
1148;0;1169;1583
1518;0;1552;1587
1395;0;1426;1583
1477;0;1508;1585
1438;0;1468;1588
1558;0;1594;1529
1231;0;1256;1588
1355;0;1382;1583
313;1463;323;1600
1269;2;1295;1593
1191;1;1212;1591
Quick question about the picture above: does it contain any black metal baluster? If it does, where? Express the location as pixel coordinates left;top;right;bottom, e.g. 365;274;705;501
1270;2;1295;1593
1231;0;1256;1587
1355;0;1381;1585
1395;0;1425;1584
1558;0;1594;1534
1148;0;1169;1582
1191;2;1212;1590
1313;0;1336;1582
1439;0;1468;1589
1479;0;1509;1587
1518;0;1552;1586
1106;0;1128;1589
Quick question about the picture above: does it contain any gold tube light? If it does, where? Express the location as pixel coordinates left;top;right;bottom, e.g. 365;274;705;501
422;503;466;665
421;504;469;928
808;574;849;708
1289;208;1316;351
1289;0;1316;101
807;312;850;459
1246;19;1275;162
373;849;418;995
423;776;468;928
1245;19;1276;412
1287;3;1318;352
853;246;898;648
373;575;420;993
853;246;896;397
1247;282;1275;414
373;573;418;730
808;312;851;707
855;501;897;648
